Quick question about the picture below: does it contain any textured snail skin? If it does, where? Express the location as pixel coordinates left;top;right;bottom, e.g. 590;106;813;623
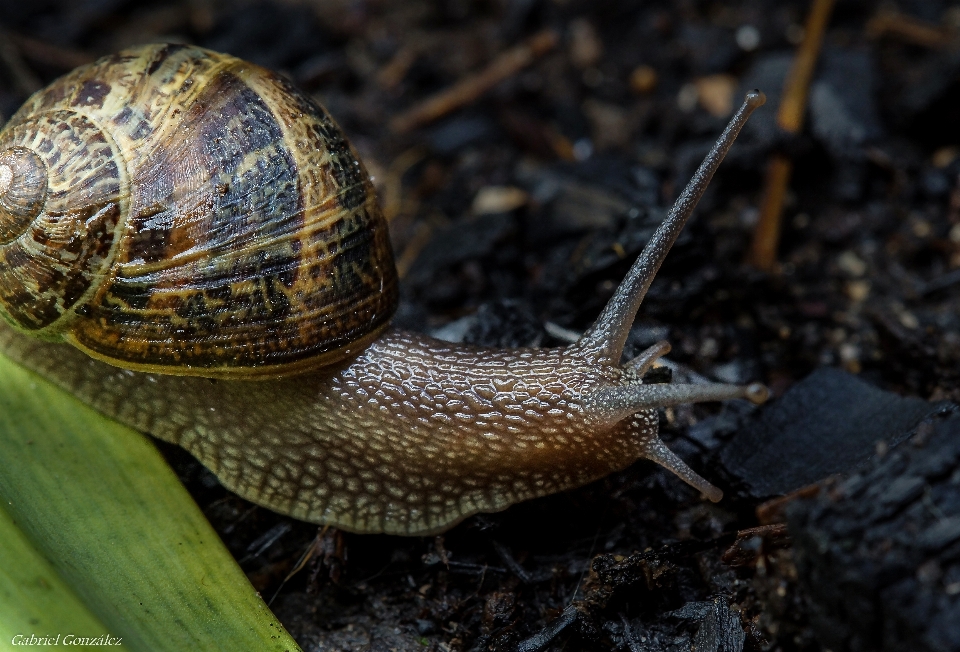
0;322;763;535
0;44;769;535
0;325;662;535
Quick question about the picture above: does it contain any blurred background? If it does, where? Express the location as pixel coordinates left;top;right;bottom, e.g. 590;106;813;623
1;1;958;650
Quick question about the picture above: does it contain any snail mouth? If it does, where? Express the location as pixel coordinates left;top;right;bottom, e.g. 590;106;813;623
577;339;768;503
581;338;769;425
0;146;48;243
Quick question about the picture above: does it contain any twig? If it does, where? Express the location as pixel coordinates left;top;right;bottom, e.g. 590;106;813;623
382;146;427;222
720;523;790;566
515;604;579;652
377;43;419;89
747;0;835;272
749;155;793;273
755;482;826;524
389;29;558;134
491;540;534;583
268;527;326;606
866;8;955;49
777;0;834;135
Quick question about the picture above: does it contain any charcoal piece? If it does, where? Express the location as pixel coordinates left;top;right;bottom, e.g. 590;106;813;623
720;367;942;498
616;618;690;652
562;214;662;283
612;597;745;652
686;401;755;452
660;597;745;652
788;410;960;652
690;597;745;652
543;179;635;233
624;324;672;352
571;158;661;209
807;48;883;201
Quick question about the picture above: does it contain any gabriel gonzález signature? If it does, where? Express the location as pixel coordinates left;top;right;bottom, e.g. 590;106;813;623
11;633;122;646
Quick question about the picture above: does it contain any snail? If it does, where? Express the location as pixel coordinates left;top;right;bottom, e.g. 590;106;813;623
0;44;768;535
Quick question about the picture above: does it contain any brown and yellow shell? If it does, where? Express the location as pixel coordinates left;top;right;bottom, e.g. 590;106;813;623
0;43;398;377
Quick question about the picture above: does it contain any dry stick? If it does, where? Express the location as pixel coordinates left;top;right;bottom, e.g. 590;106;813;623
750;154;793;271
382;146;427;222
377;44;419;89
866;9;955;49
747;0;835;272
390;29;559;134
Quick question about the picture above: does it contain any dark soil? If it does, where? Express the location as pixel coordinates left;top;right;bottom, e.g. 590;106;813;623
3;1;960;650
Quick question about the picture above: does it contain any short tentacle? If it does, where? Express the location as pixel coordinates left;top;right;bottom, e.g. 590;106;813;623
641;438;724;502
623;340;671;375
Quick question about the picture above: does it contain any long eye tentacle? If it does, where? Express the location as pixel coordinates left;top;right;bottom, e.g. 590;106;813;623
571;91;768;504
577;90;766;364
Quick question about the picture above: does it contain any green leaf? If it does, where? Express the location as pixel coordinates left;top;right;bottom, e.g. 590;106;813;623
0;353;302;652
0;501;110;643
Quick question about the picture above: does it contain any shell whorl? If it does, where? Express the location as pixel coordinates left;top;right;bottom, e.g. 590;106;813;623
0;43;398;375
0;111;129;334
0;146;48;243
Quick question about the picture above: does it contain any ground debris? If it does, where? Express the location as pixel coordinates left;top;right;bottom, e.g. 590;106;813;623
721;367;946;498
788;409;960;651
4;1;960;650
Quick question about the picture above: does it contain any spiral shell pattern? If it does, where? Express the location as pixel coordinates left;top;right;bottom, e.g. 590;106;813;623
0;112;128;332
0;44;398;376
0;147;47;242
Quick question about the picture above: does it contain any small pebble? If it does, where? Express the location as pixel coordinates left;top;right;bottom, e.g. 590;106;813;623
629;64;658;94
569;18;603;68
695;74;736;117
736;24;761;51
472;186;528;215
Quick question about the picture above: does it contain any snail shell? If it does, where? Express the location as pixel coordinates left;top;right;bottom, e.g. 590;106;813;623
0;43;397;377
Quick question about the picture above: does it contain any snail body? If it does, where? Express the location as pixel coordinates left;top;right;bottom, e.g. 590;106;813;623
0;44;767;535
